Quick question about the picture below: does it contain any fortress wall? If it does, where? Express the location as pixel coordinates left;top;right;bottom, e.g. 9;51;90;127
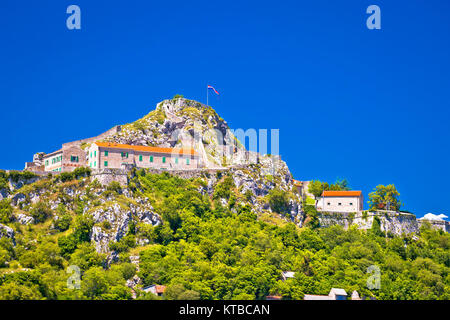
318;211;420;235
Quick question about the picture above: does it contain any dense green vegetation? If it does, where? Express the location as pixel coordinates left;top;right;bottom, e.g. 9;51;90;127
368;184;402;211
0;171;449;300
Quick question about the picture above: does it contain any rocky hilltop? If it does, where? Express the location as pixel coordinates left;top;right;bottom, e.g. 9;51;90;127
102;98;248;168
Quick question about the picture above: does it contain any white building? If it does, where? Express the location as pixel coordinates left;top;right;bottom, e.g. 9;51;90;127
304;288;348;300
317;191;364;213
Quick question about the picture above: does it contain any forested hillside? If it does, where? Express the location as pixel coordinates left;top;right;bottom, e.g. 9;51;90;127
0;169;449;300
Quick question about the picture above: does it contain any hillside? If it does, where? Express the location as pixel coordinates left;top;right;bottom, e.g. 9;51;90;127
0;98;449;300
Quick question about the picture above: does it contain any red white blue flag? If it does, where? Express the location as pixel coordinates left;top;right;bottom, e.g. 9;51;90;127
207;85;219;95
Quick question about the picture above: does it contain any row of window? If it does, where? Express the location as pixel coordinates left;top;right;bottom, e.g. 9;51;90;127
71;156;79;163
46;155;79;166
327;202;354;206
45;156;61;167
92;149;192;166
51;168;62;172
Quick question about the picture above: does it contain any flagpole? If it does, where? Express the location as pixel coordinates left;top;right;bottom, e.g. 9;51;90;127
206;85;208;107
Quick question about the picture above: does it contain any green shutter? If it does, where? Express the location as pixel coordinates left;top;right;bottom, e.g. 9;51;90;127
150;156;153;163
139;155;143;162
94;161;96;167
162;157;166;163
94;151;97;157
105;151;108;157
186;158;190;165
175;158;178;164
104;161;108;167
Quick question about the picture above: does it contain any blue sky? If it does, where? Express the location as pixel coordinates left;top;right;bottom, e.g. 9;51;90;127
0;1;449;217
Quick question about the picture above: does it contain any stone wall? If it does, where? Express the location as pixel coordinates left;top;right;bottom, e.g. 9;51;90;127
418;219;450;233
318;210;420;235
92;168;129;186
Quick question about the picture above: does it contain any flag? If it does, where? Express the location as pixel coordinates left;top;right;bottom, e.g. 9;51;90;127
207;85;219;95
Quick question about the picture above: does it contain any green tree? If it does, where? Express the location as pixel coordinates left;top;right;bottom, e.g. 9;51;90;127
368;184;402;211
30;201;52;223
0;199;13;224
267;189;290;214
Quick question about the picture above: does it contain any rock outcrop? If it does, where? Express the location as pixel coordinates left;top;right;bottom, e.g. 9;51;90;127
0;223;15;244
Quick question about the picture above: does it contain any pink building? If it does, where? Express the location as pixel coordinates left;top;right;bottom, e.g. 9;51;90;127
42;146;86;173
88;142;200;170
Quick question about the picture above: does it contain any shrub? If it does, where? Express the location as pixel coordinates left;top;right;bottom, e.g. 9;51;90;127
109;234;136;253
106;181;122;194
54;213;72;231
73;167;91;179
0;199;13;224
303;205;320;229
30;202;52;223
213;175;235;200
267;189;290;214
0;170;8;191
59;172;73;183
7;171;37;183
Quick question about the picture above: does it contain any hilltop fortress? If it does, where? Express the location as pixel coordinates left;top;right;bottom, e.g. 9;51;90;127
25;98;273;174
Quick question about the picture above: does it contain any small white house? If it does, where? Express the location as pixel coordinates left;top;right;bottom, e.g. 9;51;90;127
142;284;166;296
281;271;295;281
304;288;348;300
317;191;364;213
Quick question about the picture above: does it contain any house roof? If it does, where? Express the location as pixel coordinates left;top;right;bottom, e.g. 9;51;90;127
94;142;198;156
142;284;166;294
42;149;63;159
322;191;362;197
282;271;296;278
266;295;282;300
329;288;347;296
154;285;166;294
304;294;333;300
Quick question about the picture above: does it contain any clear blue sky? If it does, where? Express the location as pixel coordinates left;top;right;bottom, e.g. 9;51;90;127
1;1;449;217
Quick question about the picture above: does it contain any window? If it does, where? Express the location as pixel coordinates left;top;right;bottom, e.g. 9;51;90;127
175;157;178;164
45;160;49;166
71;156;79;163
327;202;331;206
186;158;190;165
90;152;92;158
94;161;96;167
139;155;143;162
162;157;166;163
89;162;92;167
121;152;129;158
105;151;108;157
338;203;342;206
150;156;153;163
349;203;353;206
94;151;97;157
104;161;108;167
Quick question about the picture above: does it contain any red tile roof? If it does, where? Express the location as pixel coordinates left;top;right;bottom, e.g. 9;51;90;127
155;285;166;294
95;142;198;156
322;191;362;197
